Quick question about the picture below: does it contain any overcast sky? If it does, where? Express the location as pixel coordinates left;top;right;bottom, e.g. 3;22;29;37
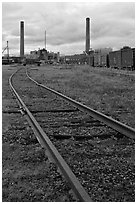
2;2;135;56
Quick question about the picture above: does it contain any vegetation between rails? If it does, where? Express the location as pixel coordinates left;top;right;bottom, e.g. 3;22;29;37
29;64;135;128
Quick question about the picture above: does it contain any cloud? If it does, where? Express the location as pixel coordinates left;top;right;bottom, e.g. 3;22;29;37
2;2;135;55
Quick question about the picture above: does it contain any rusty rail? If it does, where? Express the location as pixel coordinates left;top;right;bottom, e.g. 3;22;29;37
26;68;135;140
9;68;92;202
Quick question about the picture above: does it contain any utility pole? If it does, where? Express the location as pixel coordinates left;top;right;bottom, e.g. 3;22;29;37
7;41;9;60
2;41;9;60
45;30;46;50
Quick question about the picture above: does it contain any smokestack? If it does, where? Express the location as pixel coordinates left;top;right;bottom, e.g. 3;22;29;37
20;21;24;58
86;17;90;54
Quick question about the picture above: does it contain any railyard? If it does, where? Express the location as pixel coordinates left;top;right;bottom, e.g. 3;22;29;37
2;2;135;202
2;64;135;202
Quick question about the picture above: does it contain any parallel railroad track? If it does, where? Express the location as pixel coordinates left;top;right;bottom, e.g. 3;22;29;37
9;66;135;202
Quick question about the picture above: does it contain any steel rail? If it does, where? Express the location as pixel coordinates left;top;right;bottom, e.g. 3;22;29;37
9;68;92;202
26;68;135;140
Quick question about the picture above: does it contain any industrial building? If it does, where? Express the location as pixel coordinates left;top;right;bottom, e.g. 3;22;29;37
2;17;135;69
29;49;60;64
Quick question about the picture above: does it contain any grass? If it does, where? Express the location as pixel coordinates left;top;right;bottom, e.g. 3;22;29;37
29;64;135;127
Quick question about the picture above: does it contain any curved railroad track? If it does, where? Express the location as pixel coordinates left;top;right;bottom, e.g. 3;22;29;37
9;66;135;202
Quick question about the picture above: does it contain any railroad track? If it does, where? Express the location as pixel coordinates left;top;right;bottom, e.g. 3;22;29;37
9;66;135;202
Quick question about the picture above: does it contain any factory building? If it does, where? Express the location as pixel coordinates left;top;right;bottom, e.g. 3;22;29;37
29;48;60;64
30;49;48;60
65;53;87;64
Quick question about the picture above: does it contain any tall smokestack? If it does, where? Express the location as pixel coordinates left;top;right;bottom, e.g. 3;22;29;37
86;17;90;54
20;21;24;58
